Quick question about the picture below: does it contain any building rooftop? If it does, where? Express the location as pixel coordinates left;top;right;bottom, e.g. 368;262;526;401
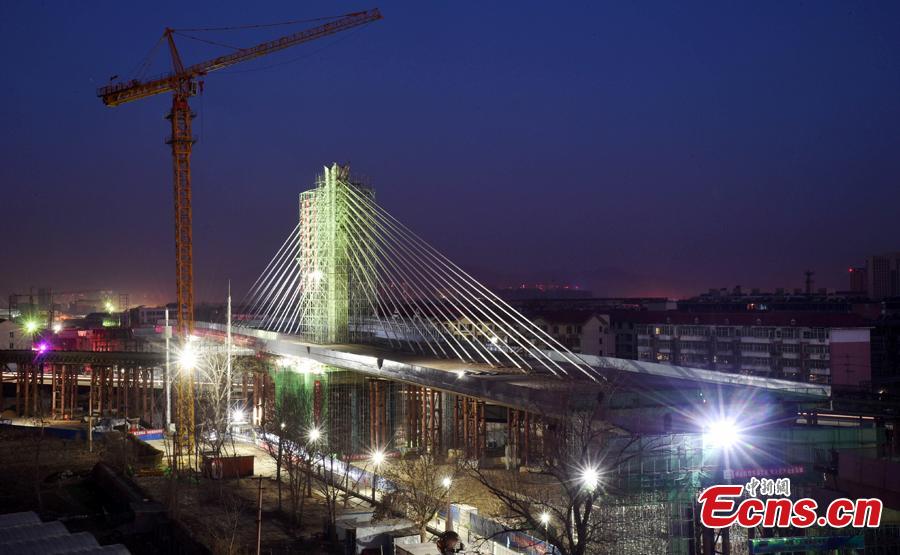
611;310;867;327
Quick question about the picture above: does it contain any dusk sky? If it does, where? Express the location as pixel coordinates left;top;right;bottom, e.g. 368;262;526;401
2;1;899;305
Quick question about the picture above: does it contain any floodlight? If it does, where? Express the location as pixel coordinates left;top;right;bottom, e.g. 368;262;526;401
703;418;741;450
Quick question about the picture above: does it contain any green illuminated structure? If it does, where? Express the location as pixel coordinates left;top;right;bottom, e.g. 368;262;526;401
297;163;374;344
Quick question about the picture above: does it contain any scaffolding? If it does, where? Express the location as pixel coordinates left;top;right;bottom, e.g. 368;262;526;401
297;164;375;344
239;163;597;379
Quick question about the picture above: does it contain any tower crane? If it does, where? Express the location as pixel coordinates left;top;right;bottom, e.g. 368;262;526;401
97;9;382;463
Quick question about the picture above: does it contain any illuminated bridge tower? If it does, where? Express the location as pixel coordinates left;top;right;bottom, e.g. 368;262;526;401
297;163;375;344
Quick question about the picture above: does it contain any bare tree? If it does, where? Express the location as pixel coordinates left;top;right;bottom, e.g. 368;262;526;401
258;375;317;526
201;480;250;555
376;452;462;541
469;402;660;555
309;441;368;543
195;351;237;458
30;413;48;511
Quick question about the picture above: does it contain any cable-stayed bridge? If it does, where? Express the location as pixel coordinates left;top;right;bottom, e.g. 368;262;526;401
186;163;829;458
236;163;600;383
2;163;830;461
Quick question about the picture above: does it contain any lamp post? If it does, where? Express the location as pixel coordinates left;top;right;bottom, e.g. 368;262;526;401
277;421;285;510
164;309;171;429
442;476;453;532
700;417;742;555
307;427;321;497
371;449;385;501
176;339;198;468
539;510;550;537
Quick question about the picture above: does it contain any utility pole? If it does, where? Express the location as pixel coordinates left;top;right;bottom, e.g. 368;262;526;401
165;308;172;429
226;281;232;417
256;476;263;555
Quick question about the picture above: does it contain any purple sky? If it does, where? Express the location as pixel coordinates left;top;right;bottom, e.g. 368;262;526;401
2;1;899;305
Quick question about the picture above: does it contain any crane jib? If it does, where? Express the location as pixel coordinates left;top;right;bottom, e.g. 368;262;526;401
97;8;381;106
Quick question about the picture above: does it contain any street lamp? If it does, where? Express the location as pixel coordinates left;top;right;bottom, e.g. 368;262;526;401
229;407;246;424
370;449;385;500
580;466;600;491
308;426;321;444
305;426;322;498
51;322;62;334
276;421;286;510
443;476;454;532
23;320;39;335
539;511;550;528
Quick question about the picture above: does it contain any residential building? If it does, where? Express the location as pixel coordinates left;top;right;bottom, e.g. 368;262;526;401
529;311;614;356
848;266;867;294
623;311;869;386
870;318;900;389
0;319;33;350
127;305;169;327
866;252;900;299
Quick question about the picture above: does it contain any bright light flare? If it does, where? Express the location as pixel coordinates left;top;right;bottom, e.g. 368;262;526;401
23;320;39;334
441;476;452;489
308;427;321;443
51;322;62;334
703;418;741;450
278;356;324;375
177;343;198;370
371;449;385;467
539;511;550;526
230;407;246;424
579;466;600;491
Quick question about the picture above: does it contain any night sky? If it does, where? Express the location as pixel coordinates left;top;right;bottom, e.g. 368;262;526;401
2;1;899;305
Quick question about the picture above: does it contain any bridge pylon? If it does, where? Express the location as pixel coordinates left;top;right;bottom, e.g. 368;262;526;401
297;163;375;344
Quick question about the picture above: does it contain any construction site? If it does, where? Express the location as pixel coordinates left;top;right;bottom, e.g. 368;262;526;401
2;4;900;555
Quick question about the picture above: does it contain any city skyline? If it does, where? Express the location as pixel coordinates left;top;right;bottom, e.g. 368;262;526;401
2;1;899;302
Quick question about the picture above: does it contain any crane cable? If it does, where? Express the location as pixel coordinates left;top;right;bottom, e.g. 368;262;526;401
172;13;348;33
128;34;165;82
217;26;366;75
120;12;367;82
172;31;243;51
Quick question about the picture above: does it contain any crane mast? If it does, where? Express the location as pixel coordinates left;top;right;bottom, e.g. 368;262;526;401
97;9;382;467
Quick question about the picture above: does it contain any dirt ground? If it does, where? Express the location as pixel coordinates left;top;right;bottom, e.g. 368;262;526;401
0;423;103;515
134;466;375;554
0;421;540;554
0;422;353;553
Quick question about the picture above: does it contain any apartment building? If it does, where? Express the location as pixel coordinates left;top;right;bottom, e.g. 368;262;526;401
627;312;869;386
530;310;614;356
0;319;33;350
866;252;900;299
